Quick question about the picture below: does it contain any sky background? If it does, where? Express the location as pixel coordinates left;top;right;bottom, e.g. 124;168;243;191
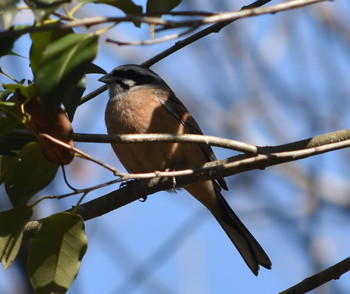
1;0;350;293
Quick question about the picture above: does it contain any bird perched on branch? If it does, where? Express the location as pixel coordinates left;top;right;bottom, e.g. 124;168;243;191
99;64;271;275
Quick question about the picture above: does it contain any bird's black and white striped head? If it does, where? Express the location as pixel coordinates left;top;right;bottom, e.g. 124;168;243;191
99;64;169;96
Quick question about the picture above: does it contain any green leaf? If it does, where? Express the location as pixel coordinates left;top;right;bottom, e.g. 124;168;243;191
86;63;107;75
0;206;33;269
4;142;59;207
94;0;142;15
94;0;142;26
0;116;19;136
0;0;19;9
0;34;17;56
0;100;23;122
0;25;31;54
25;0;71;21
146;0;182;13
0;89;12;101
26;0;69;8
34;32;98;109
30;28;73;75
3;83;37;99
28;212;88;294
0;0;19;29
0;136;32;156
62;77;86;121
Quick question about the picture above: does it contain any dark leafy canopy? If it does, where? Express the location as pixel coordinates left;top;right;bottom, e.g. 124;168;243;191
0;0;183;293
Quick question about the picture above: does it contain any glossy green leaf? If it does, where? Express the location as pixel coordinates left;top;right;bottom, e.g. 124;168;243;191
0;206;33;269
146;0;181;13
28;212;87;294
30;28;73;75
4;142;59;207
62;77;86;121
34;33;98;109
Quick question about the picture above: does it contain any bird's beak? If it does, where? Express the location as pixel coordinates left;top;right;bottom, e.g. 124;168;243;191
98;73;113;84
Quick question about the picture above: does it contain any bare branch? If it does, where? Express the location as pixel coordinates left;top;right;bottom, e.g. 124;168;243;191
37;132;123;175
22;128;350;238
1;0;325;42
280;257;350;294
80;0;274;103
106;26;198;46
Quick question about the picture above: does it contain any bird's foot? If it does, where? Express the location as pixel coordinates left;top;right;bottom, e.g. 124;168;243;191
119;180;148;202
139;196;148;202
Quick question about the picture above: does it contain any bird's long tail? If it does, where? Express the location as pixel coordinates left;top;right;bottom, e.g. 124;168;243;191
214;191;272;275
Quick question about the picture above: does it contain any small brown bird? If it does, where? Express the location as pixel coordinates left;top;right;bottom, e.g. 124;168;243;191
99;64;271;275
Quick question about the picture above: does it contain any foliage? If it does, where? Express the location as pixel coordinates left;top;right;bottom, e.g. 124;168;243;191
0;0;182;292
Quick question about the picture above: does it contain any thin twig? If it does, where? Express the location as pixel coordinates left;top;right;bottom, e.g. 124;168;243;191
79;84;108;105
0;0;324;43
37;132;124;176
106;25;199;46
80;0;274;104
61;164;78;191
30;177;123;207
156;0;326;31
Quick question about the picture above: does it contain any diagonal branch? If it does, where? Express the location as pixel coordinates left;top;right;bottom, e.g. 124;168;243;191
22;128;350;238
0;0;324;38
80;0;327;103
280;257;350;294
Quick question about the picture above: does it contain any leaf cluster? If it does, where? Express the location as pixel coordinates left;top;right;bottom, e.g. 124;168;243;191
0;0;182;292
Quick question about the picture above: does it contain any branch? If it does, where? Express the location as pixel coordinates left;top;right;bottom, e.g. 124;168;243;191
22;128;350;238
106;26;199;46
156;0;327;30
280;257;350;294
73;132;259;154
80;0;325;103
0;0;325;41
10;128;350;155
37;132;122;175
80;0;274;103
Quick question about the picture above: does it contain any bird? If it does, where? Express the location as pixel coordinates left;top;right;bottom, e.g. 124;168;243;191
99;64;272;275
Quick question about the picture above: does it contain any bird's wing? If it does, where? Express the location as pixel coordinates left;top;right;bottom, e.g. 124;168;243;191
156;89;228;191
